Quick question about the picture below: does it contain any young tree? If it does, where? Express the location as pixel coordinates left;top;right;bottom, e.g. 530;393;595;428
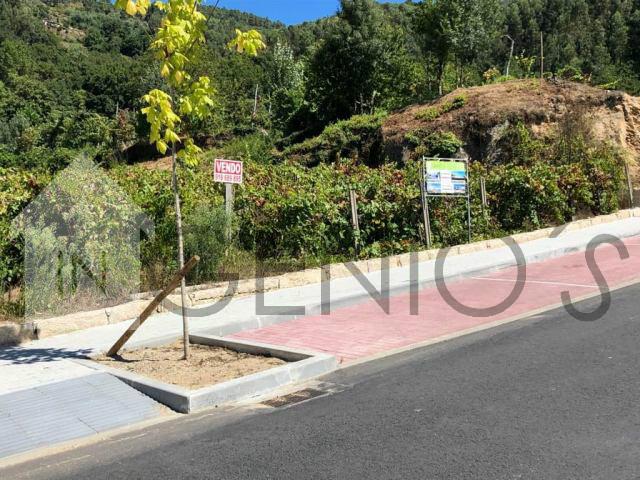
264;41;305;131
412;0;453;96
115;0;265;359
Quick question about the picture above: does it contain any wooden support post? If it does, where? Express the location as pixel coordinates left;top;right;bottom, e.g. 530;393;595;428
480;177;488;215
107;256;200;357
349;189;360;254
625;162;634;208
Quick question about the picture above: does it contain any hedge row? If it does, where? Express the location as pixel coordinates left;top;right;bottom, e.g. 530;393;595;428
0;140;626;294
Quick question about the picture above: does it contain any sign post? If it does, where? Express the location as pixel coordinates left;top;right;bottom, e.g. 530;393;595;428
214;159;243;240
422;158;471;245
419;162;432;248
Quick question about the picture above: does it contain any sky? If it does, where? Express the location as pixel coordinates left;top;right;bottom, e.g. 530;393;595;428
210;0;408;25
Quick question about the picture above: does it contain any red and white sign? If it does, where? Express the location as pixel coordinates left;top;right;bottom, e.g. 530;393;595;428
214;158;243;184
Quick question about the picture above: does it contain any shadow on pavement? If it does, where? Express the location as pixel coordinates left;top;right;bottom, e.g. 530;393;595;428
0;345;92;364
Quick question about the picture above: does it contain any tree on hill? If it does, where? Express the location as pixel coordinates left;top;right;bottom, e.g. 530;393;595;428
307;0;420;126
307;0;381;124
413;0;502;95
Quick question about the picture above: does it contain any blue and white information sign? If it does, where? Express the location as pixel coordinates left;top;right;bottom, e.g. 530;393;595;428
425;160;468;195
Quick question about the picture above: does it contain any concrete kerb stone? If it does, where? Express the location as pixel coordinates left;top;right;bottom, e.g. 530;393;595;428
277;268;323;290
75;334;338;414
26;208;640;340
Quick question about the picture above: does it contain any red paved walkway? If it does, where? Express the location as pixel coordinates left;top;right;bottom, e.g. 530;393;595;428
231;237;640;363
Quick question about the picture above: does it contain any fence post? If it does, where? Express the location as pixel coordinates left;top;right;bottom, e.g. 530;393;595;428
480;177;488;214
349;189;360;254
624;162;634;208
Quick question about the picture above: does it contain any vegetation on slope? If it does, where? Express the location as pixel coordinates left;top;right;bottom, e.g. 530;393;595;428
2;0;639;317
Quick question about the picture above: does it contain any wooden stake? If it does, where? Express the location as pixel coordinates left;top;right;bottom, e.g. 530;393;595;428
107;256;200;357
625;162;634;208
503;35;514;77
349;190;360;254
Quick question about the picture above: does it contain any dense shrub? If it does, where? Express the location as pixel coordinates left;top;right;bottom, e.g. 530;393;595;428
406;131;463;158
184;204;231;285
0;135;627;298
0;167;51;294
283;112;387;166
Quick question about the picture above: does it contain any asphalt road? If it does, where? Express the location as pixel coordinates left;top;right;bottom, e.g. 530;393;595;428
5;283;640;479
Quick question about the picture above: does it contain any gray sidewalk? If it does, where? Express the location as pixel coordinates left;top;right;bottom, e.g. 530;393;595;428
1;216;639;461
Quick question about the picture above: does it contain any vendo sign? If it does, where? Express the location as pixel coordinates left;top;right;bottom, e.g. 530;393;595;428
214;158;243;184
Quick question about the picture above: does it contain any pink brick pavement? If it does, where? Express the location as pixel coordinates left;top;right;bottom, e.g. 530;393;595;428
231;237;640;364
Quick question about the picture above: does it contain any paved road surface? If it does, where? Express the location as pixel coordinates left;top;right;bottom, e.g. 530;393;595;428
5;284;640;479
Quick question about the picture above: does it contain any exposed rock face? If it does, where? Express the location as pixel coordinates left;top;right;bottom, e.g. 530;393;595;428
382;79;640;178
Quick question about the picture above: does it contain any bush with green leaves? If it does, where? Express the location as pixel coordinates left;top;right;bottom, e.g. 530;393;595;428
183;204;232;285
1;131;626;300
406;131;463;158
283;112;387;165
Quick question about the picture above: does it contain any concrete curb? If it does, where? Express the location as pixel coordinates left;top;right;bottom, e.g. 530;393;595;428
76;335;338;414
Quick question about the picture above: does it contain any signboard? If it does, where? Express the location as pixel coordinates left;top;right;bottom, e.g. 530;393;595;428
425;160;467;195
214;159;243;184
421;157;472;248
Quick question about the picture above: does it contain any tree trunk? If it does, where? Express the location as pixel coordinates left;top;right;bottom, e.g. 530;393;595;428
171;145;190;360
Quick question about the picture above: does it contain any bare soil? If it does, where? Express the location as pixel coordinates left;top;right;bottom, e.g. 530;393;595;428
382;79;640;179
94;341;287;390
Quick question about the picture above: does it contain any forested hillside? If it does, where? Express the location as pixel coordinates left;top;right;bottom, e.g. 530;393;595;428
2;0;640;318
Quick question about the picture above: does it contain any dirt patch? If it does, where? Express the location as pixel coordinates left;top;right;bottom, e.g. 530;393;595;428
137;156;173;171
94;341;287;390
382;79;640;176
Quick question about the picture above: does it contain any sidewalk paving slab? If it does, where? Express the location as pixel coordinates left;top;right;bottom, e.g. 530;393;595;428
0;373;164;459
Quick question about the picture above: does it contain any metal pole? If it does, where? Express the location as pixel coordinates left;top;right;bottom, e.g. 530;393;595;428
225;183;234;241
467;192;472;244
425;194;432;249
